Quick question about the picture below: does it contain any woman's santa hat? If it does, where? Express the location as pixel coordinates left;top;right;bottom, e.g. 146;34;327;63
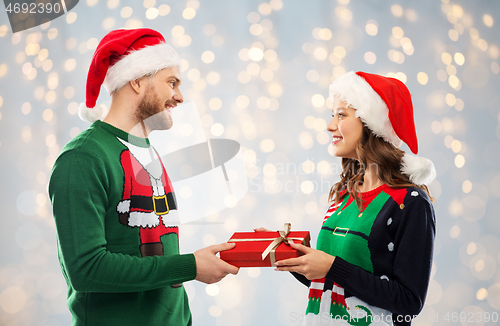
329;71;436;185
78;28;181;123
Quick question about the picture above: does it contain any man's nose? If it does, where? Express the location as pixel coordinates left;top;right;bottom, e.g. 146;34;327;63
173;90;183;103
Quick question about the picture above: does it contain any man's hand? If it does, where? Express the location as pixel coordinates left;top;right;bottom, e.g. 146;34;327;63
194;242;239;284
274;241;335;280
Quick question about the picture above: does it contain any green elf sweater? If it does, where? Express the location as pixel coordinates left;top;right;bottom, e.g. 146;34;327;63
49;120;197;326
292;184;435;326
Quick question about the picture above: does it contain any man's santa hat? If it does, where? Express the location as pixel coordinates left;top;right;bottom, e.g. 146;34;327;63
78;28;181;123
329;71;436;185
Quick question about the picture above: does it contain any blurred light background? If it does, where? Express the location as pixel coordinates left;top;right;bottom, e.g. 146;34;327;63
1;0;500;325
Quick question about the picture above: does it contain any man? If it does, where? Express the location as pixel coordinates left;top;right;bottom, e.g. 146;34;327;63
49;28;239;326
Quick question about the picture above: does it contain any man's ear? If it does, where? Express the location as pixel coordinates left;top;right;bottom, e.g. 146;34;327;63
129;76;147;94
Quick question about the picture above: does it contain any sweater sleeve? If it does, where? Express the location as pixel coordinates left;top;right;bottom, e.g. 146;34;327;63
290;271;311;287
49;150;197;293
325;196;435;317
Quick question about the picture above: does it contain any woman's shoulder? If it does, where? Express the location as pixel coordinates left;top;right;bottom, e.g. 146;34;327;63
385;186;432;204
386;189;435;230
401;187;433;206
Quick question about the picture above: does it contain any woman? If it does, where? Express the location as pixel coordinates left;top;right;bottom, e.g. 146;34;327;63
274;71;436;325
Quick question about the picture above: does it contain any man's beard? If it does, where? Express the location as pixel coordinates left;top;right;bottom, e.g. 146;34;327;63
135;84;173;132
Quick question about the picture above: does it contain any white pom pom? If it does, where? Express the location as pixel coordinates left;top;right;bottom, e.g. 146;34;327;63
401;154;436;185
78;102;104;123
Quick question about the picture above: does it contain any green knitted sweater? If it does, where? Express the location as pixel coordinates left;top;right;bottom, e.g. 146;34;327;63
49;120;197;326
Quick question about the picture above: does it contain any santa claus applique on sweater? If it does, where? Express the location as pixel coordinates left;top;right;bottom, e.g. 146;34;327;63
115;138;180;257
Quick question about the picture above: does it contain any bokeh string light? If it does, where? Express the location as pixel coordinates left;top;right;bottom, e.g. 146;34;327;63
0;0;499;325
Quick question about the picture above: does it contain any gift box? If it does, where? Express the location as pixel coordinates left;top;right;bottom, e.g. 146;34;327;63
220;223;311;267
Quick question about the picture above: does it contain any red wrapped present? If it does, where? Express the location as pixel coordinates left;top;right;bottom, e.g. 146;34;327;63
220;223;311;267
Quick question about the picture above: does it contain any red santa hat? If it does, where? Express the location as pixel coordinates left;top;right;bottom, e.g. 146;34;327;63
78;28;181;123
329;71;436;185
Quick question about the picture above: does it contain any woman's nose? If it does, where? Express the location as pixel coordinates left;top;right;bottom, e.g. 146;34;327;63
327;118;337;132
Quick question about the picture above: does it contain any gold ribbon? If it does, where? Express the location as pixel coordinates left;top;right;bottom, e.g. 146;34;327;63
228;223;303;266
261;223;292;265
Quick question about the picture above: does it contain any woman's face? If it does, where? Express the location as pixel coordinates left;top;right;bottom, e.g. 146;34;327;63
327;97;364;160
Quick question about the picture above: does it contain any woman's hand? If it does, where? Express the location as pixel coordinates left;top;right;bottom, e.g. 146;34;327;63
253;227;273;232
274;242;335;280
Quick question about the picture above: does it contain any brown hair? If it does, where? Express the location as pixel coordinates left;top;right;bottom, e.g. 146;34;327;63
328;125;433;210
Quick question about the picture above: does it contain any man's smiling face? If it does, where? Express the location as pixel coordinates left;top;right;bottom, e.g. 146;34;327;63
135;66;183;131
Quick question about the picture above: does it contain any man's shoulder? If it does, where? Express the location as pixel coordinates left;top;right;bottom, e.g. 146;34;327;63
53;124;127;174
49;124;127;185
61;123;123;156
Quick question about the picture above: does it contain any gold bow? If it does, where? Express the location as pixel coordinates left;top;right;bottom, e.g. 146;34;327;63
261;223;293;266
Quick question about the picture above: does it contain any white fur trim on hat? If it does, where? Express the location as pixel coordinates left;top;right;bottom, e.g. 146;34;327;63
103;43;181;94
329;71;403;148
401;154;436;185
78;102;105;123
